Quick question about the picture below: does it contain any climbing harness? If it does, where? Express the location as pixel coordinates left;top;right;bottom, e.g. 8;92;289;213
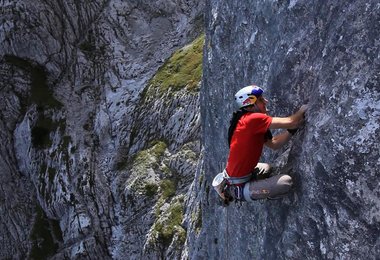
212;170;254;204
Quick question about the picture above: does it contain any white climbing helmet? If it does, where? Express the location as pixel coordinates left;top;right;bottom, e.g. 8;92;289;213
234;85;264;108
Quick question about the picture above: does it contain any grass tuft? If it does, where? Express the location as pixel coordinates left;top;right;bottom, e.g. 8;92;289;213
146;34;204;98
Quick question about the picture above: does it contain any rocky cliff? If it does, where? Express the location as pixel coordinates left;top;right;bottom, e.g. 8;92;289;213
1;0;380;259
1;0;203;259
189;0;379;259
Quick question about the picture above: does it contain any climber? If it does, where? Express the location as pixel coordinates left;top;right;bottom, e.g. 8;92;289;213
212;85;308;204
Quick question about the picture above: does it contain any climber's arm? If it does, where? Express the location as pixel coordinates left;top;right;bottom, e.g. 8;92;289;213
269;105;308;130
265;131;292;150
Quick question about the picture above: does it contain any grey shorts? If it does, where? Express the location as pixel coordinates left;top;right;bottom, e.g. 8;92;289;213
243;163;293;201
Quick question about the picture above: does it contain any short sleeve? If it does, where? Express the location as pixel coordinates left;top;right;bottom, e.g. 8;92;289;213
244;113;272;134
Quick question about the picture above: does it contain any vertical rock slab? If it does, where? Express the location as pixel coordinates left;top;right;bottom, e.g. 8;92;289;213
191;1;380;259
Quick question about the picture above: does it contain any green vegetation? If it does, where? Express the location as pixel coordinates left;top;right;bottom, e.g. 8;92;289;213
133;141;167;170
145;34;204;98
127;141;192;248
160;179;176;200
128;141;168;193
145;182;159;197
153;198;186;247
149;141;168;159
159;163;172;175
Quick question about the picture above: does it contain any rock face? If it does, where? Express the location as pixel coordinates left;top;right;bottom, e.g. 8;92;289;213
1;0;379;259
0;0;203;259
188;0;380;259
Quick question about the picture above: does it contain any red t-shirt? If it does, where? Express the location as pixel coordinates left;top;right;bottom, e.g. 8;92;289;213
226;113;272;177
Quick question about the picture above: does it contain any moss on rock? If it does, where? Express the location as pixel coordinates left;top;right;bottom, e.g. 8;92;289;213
144;34;204;99
128;141;168;194
160;179;177;200
153;197;186;248
145;182;159;197
132;141;167;175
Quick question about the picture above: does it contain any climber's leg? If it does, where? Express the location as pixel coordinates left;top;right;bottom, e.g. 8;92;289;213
243;174;293;201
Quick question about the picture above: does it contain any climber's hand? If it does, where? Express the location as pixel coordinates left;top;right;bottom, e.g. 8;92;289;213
299;104;308;115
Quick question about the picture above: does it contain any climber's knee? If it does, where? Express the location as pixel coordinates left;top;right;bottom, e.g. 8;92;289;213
243;174;293;201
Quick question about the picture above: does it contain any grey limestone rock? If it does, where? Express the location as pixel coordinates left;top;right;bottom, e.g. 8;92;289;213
188;0;380;259
1;0;203;259
1;0;379;259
